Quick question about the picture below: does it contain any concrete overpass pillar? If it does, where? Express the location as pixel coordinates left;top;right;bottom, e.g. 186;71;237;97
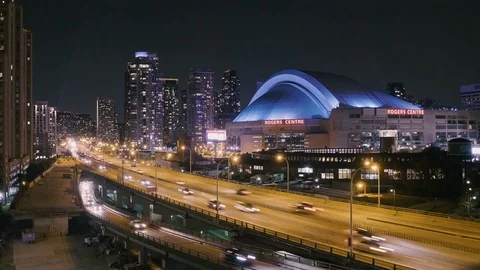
138;247;148;266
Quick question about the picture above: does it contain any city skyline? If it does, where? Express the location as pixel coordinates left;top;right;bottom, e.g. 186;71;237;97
21;0;480;118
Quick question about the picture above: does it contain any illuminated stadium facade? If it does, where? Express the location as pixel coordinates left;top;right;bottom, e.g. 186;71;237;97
226;70;480;153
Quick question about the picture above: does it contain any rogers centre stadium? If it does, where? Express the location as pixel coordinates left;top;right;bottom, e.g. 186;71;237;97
226;69;480;153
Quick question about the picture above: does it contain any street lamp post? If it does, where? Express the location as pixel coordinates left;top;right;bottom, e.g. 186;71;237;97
390;189;396;208
215;156;239;220
181;146;192;174
276;154;290;192
468;196;477;217
349;162;374;259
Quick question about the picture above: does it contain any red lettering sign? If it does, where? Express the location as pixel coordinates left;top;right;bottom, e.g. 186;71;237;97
264;119;305;125
387;109;424;115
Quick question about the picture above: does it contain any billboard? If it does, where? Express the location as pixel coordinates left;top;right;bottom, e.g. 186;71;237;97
206;129;227;142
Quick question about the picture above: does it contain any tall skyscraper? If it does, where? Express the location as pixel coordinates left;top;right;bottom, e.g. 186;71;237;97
179;89;188;134
161;78;179;146
33;101;56;160
0;1;32;205
215;70;240;129
460;84;480;110
124;52;163;150
96;98;117;143
187;68;214;144
386;82;406;100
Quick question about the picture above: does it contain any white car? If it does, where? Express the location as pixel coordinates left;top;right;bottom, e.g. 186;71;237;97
140;179;151;186
234;202;259;213
208;200;226;210
178;188;193;195
176;181;185;185
129;220;147;230
137;170;144;174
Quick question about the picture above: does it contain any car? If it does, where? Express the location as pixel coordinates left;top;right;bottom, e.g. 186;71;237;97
237;189;251;195
129;220;147;230
176;181;185;185
140;179;151;186
178;187;193;195
98;165;106;170
225;248;256;265
234;202;259;213
124;175;132;181
208;199;226;210
295;202;316;212
357;228;386;241
137;170;144;174
355;238;394;254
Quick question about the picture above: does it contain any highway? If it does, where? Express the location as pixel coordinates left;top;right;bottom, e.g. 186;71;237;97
81;149;480;270
78;177;283;270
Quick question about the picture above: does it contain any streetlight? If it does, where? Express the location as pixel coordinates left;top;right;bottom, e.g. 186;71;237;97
181;145;192;174
366;161;381;207
468;196;477;217
349;161;375;259
216;156;240;219
276;154;290;192
390;189;396;209
356;182;366;195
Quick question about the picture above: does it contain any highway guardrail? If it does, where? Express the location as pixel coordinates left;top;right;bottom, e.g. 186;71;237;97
83;165;416;270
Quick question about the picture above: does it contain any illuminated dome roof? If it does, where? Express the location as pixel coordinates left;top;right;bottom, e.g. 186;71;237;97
234;69;419;122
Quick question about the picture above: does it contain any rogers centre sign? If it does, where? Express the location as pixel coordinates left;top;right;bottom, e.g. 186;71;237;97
264;119;305;125
387;109;424;115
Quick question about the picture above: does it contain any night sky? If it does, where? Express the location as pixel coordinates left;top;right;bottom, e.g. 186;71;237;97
21;0;480;118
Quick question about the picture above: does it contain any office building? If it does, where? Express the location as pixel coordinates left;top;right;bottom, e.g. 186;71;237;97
0;0;33;205
33;101;56;160
161;78;179;146
460;84;480;110
124;52;163;150
96;97;117;143
187;68;214;144
215;70;241;129
386;82;406;100
227;70;480;153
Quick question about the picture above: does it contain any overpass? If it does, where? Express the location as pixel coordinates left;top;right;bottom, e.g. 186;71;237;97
79;150;480;270
79;177;325;270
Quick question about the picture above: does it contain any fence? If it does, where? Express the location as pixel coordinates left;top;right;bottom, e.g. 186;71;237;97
83;165;417;270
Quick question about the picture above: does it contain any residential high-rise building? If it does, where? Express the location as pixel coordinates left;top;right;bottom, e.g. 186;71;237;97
117;123;125;144
215;70;241;129
124;52;163;150
460;84;480;110
96;98;117;143
0;1;33;205
179;89;188;134
33;101;56;160
161;78;179;146
386;82;406;100
187;68;214;144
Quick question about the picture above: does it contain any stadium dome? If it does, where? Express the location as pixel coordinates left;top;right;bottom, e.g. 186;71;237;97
234;69;420;122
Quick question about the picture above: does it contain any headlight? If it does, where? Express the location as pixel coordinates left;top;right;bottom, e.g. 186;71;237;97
141;224;146;228
236;256;247;261
247;255;256;260
134;224;140;228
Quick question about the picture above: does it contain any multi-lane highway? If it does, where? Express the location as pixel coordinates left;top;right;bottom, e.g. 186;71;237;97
81;149;480;270
79;178;283;270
